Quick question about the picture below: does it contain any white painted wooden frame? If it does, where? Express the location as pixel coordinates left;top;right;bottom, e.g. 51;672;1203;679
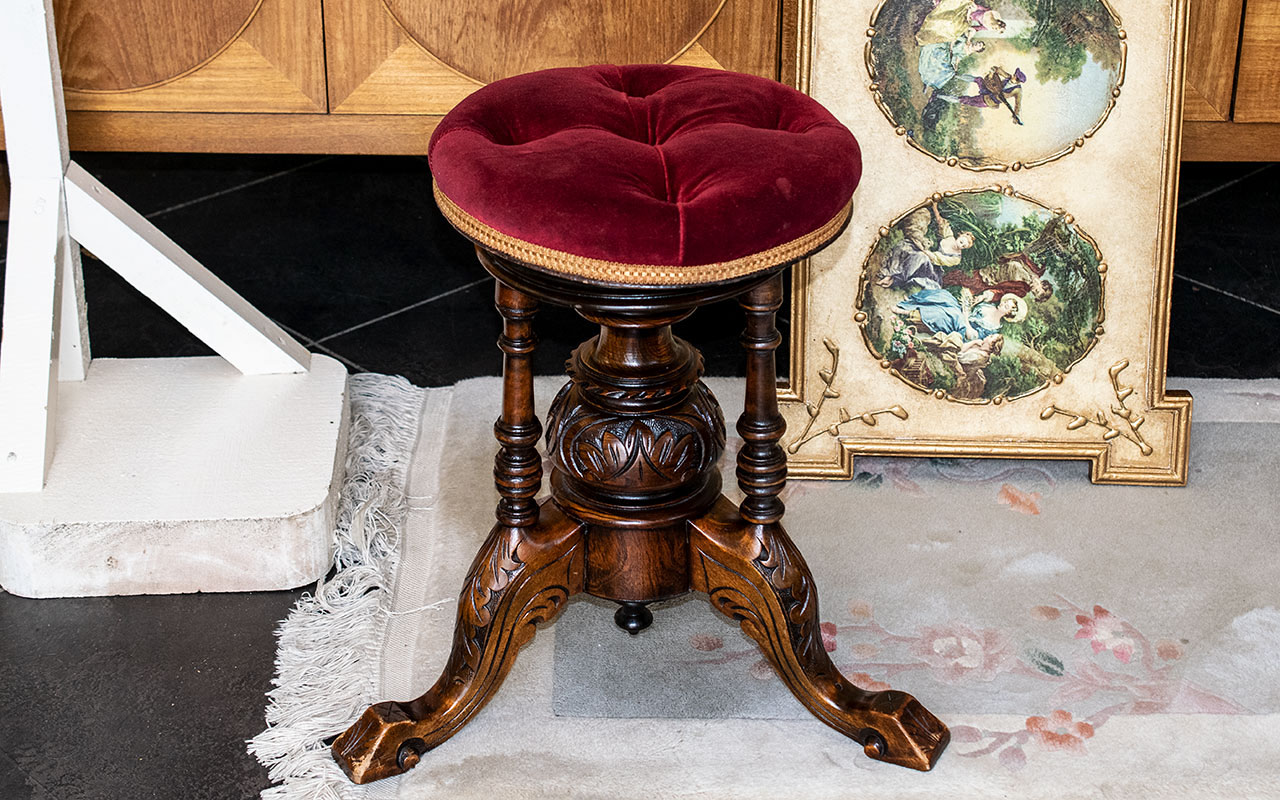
0;0;311;492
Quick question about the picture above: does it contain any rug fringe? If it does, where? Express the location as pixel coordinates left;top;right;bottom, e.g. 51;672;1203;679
248;373;427;799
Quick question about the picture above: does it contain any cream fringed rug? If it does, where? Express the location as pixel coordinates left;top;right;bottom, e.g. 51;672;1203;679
251;375;1280;800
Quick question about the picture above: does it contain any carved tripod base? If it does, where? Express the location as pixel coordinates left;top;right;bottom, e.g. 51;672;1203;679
331;257;949;784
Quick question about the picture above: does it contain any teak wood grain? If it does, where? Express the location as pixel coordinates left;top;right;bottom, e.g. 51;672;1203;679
0;162;8;223
4;0;1271;158
1182;120;1280;160
53;0;259;91
0;0;328;116
1235;0;1280;123
695;0;779;79
321;0;409;113
387;0;724;84
330;253;948;784
1182;0;1245;121
0;111;443;154
323;0;778;116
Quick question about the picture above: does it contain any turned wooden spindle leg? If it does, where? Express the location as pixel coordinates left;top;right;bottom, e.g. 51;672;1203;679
493;281;544;528
689;273;949;771
331;280;585;784
735;274;789;526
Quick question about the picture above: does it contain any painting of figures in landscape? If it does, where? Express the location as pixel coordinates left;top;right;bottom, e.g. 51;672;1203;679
867;0;1125;168
858;189;1104;402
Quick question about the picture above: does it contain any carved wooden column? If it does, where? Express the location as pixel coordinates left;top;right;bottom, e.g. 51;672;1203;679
545;308;726;632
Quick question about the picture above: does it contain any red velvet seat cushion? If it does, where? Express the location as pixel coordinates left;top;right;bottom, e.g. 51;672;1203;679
429;64;861;286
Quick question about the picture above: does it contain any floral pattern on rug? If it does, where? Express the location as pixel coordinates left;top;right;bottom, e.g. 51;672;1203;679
685;595;1249;771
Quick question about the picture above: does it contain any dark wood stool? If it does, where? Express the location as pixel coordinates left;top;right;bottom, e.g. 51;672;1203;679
332;64;948;784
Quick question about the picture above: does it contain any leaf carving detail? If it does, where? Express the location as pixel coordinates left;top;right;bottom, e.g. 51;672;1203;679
651;429;697;475
548;381;724;485
464;532;524;630
572;421;708;482
754;531;822;665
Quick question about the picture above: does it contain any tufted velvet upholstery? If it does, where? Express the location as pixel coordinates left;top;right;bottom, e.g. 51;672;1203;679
428;64;861;286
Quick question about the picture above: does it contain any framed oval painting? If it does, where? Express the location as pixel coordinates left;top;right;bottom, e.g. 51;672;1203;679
856;188;1105;403
780;0;1193;486
866;0;1126;170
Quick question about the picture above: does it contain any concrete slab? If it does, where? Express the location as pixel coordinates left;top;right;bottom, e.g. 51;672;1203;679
0;355;349;597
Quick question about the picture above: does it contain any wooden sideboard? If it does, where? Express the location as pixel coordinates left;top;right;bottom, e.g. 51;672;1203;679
1181;0;1280;160
0;0;1274;160
1;0;777;155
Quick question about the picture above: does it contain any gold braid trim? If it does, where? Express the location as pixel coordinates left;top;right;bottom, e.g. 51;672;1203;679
434;180;851;287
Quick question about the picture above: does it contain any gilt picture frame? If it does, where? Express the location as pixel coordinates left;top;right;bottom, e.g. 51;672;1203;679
779;0;1192;485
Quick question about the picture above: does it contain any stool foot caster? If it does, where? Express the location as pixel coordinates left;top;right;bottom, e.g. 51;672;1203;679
614;602;653;635
331;504;585;784
689;497;949;771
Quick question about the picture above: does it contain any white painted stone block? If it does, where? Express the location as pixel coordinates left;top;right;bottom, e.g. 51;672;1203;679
0;355;350;597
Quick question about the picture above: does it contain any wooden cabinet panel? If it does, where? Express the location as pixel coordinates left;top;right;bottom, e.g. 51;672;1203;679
324;0;779;115
1182;0;1244;121
1235;0;1280;122
57;0;326;113
699;0;783;79
323;0;478;115
8;0;1275;159
54;0;260;91
387;0;723;84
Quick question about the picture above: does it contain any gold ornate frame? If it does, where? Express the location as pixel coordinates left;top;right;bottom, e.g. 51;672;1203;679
778;0;1192;486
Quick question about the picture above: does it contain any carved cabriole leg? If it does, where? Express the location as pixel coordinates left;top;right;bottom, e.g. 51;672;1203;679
688;274;950;771
331;281;585;784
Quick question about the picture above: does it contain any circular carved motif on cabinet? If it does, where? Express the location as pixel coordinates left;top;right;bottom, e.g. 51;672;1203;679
381;0;725;84
54;0;262;92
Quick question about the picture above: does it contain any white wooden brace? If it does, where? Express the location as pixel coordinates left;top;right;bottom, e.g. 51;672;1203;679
0;0;315;491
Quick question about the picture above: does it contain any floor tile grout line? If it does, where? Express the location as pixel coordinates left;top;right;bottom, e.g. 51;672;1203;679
1175;273;1280;317
273;319;371;373
0;156;337;267
313;277;490;344
308;340;371;374
143;155;338;219
1178;163;1275;209
271;319;322;348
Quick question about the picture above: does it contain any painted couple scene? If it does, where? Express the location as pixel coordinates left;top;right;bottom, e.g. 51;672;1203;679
868;0;1124;168
858;189;1103;402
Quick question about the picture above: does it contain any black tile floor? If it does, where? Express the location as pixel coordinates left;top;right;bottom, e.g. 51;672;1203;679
0;155;1277;798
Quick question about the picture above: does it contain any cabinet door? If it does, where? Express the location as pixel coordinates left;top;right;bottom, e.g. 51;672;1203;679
1236;0;1280;122
1183;0;1244;121
324;0;779;115
54;0;326;113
